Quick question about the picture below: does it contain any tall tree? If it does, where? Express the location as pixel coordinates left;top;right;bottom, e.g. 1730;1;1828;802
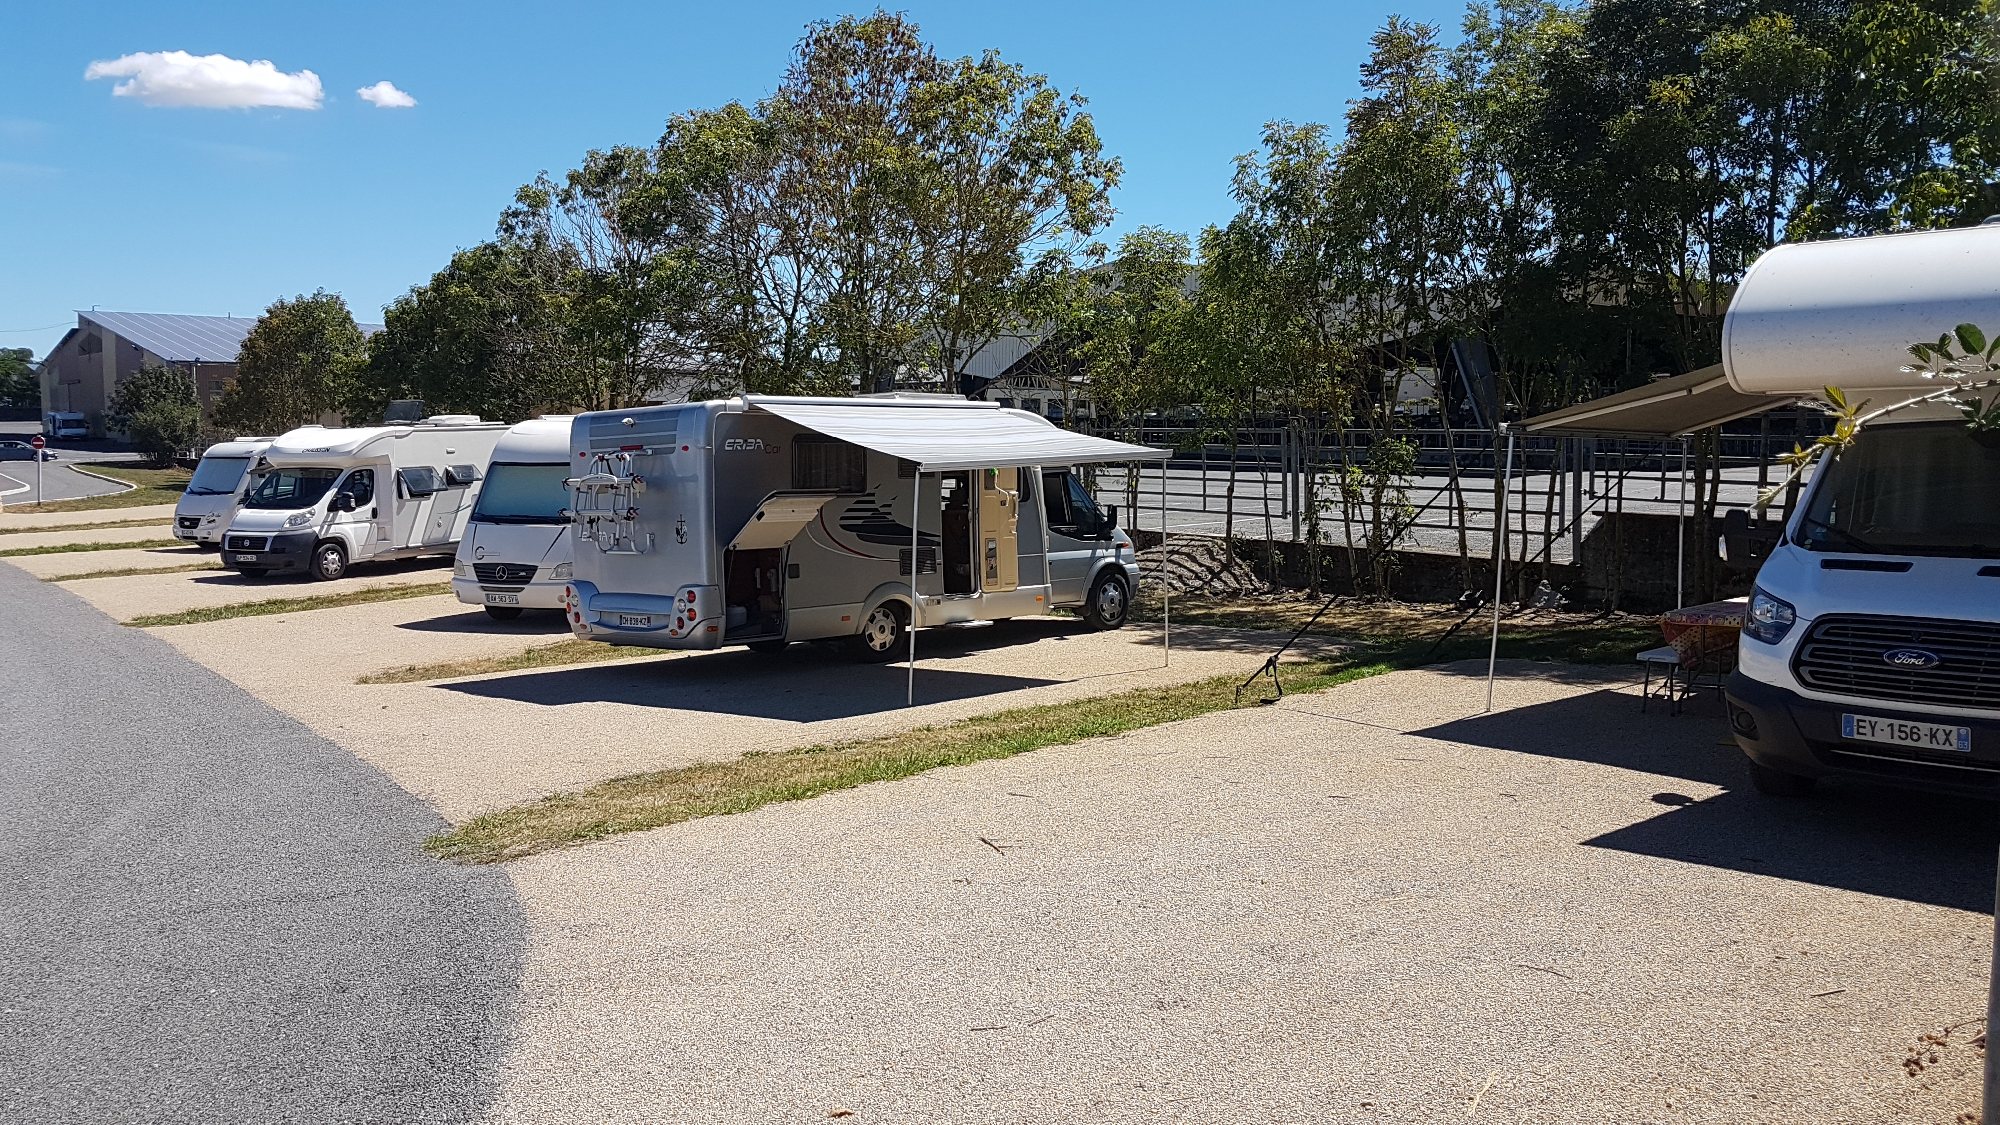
215;291;367;433
0;347;36;408
106;365;200;466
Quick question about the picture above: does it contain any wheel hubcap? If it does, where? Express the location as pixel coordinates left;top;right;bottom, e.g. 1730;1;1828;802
1099;582;1125;620
865;608;898;649
319;550;340;578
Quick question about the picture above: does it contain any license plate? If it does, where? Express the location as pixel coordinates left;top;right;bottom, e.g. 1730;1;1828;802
485;593;520;605
617;614;653;628
1842;713;1971;754
234;553;258;563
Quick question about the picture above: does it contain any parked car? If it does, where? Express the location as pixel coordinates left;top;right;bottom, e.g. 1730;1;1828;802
0;441;56;461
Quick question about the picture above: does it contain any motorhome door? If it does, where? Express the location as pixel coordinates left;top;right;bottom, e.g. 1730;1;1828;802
979;466;1020;593
330;468;388;557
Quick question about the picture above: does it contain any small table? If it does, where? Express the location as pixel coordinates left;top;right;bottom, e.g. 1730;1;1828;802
1647;597;1748;711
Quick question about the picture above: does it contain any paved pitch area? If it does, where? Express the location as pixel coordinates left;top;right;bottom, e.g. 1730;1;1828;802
53;554;451;620
0;564;524;1124
490;662;1992;1124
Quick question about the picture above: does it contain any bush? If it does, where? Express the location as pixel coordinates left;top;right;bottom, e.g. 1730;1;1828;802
107;366;201;466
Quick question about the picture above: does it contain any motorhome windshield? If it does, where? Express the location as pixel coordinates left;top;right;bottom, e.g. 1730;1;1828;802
242;467;340;510
1797;421;2000;558
472;462;570;524
185;456;251;497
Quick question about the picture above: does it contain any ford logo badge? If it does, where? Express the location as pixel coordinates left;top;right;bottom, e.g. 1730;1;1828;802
1883;648;1941;670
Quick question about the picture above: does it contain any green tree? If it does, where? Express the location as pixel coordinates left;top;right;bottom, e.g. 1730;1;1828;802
0;348;36;408
106;365;200;466
216;291;367;433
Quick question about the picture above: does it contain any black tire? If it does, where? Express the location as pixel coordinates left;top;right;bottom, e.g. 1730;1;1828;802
848;602;908;662
195;542;221;553
1747;760;1819;798
311;540;349;582
1082;570;1132;630
235;567;268;578
483;605;524;621
747;639;789;654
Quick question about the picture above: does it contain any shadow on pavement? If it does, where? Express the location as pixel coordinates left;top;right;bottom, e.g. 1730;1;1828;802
396;608;572;635
191;556;451;587
1412;684;1997;912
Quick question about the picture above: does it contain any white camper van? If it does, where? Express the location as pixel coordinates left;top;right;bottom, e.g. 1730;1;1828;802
453;415;575;620
222;416;507;581
561;395;1162;658
1721;225;2000;799
173;437;273;547
43;412;88;441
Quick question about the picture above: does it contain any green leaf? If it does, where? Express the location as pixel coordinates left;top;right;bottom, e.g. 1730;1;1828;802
1957;324;1987;354
1823;385;1848;410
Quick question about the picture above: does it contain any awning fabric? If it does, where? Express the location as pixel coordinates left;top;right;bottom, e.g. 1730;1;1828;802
1522;365;1796;437
729;492;837;551
747;397;1167;473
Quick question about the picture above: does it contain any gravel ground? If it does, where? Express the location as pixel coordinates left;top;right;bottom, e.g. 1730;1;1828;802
0;562;523;1124
158;597;1344;821
0;502;178;529
58;554;451;620
488;661;1992;1124
10;542;213;578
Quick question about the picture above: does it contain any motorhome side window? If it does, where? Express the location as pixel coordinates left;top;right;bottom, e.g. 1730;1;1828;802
1042;469;1100;532
793;436;867;492
341;469;375;506
398;466;443;498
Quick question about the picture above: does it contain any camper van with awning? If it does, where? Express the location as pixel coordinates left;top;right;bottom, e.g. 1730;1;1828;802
560;394;1167;659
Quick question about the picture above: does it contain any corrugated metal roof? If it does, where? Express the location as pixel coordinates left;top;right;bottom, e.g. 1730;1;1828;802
78;310;385;363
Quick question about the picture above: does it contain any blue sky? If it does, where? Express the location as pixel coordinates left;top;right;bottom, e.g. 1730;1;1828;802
0;0;1470;361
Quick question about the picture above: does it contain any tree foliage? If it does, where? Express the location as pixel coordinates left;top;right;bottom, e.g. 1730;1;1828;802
107;365;200;466
0;348;36;409
216;291;367;434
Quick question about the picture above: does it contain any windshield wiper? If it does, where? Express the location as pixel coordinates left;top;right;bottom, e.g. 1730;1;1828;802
1797;514;1885;554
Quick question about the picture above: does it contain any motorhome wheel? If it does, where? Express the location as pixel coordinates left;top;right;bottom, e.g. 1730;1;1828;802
1746;761;1818;798
849;603;907;662
1083;572;1131;630
483;605;523;621
312;541;349;582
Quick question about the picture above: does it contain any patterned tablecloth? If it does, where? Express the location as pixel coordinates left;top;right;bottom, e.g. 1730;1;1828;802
1661;597;1749;669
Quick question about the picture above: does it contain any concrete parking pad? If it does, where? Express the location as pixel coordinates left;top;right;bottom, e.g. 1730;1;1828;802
0;501;176;530
9;543;213;579
487;662;1991;1123
159;599;1339;821
44;555;451;621
0;524;176;551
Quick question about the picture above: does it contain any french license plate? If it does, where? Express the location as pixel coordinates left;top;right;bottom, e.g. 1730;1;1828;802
617;613;653;628
485;593;520;606
234;553;258;563
1842;713;1971;754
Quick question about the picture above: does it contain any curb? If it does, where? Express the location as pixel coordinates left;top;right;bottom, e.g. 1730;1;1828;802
64;462;141;495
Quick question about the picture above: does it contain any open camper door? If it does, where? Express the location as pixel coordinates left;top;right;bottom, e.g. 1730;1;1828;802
979;466;1020;593
728;492;837;551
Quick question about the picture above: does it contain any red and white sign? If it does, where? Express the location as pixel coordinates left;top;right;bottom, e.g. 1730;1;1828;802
29;435;45;450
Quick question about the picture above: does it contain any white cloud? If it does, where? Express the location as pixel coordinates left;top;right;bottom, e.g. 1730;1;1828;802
355;80;416;109
83;51;322;110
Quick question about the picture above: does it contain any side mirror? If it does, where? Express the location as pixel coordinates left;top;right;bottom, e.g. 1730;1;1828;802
1102;505;1119;535
331;495;356;514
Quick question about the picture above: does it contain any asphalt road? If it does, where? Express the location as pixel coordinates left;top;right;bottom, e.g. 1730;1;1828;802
0;565;524;1123
0;420;143;504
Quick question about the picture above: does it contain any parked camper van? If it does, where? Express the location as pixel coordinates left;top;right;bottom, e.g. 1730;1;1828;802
1721;225;2000;798
173;437;273;547
561;395;1162;658
43;412;88;441
221;416;507;581
453;416;574;620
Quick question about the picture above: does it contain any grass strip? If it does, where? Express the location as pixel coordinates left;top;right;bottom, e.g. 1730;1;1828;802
0;537;182;558
49;562;222;582
127;582;450;628
0;516;167;536
425;619;1659;865
360;638;661;685
10;464;190;514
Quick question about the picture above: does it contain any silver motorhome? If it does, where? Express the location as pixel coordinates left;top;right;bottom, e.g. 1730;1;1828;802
562;395;1161;658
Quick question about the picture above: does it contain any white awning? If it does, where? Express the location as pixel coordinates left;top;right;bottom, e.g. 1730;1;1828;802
746;397;1168;473
728;492;837;551
1522;365;1796;438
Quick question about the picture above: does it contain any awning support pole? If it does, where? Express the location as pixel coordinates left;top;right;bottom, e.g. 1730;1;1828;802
1677;435;1688;610
1160;457;1171;667
1485;426;1516;713
908;470;920;707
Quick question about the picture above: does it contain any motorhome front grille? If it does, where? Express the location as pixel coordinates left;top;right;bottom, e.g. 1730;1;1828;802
225;534;268;552
1792;615;2000;709
177;517;200;530
474;563;536;585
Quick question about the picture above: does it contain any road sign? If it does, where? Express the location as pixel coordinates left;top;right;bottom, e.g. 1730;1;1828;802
30;435;44;449
32;434;43;503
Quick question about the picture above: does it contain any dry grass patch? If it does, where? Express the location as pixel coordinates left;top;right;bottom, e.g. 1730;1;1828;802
361;638;662;684
11;464;189;513
0;537;182;558
425;612;1662;864
49;561;222;583
128;582;450;628
0;516;166;537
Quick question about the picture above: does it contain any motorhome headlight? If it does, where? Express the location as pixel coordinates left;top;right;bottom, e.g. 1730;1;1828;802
454;561;470;577
549;562;573;580
284;511;314;528
1742;588;1797;645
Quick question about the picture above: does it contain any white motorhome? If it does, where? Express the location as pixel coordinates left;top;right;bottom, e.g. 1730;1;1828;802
561;394;1162;658
453;416;575;620
173;437;273;547
222;416;507;581
1721;224;2000;798
43;412;87;441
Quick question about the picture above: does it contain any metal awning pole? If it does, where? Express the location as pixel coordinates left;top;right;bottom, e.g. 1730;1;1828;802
1677;435;1688;610
1160;457;1171;667
1485;426;1516;712
908;469;920;707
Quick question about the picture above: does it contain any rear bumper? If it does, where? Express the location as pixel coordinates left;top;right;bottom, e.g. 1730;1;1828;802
567;581;722;649
453;576;566;610
221;529;316;573
1725;671;2000;797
